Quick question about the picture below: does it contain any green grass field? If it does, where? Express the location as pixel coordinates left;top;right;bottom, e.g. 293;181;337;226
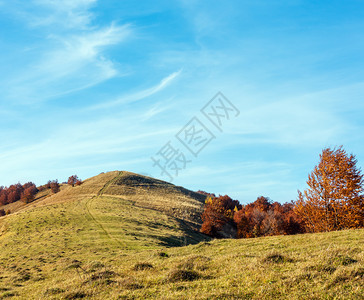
0;171;363;299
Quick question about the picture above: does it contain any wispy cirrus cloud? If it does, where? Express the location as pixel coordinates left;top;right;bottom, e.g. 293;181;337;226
24;0;97;29
6;24;131;103
89;70;182;109
1;1;131;104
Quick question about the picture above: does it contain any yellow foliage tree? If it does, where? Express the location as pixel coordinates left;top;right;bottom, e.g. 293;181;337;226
295;146;364;232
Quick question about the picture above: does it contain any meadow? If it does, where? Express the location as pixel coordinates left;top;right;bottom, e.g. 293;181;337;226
0;172;362;299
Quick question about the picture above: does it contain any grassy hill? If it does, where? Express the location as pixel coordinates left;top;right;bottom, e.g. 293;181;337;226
0;171;363;299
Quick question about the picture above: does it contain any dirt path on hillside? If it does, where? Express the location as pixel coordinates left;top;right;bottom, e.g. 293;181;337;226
97;171;124;196
85;171;126;248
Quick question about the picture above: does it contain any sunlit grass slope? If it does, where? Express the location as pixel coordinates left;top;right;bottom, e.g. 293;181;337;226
0;171;209;298
0;171;363;299
102;171;206;229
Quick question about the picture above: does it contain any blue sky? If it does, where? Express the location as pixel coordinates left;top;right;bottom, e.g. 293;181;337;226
1;0;364;204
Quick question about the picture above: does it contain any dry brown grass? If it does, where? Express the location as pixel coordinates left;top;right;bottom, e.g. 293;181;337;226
0;172;119;219
0;171;363;299
102;171;206;227
32;171;120;207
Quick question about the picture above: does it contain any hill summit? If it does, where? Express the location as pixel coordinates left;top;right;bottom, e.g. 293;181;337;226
100;171;206;228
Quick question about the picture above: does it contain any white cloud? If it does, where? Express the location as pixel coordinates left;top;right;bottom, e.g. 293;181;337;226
5;24;131;103
30;0;97;29
0;0;132;103
90;70;182;109
42;24;129;77
138;98;176;121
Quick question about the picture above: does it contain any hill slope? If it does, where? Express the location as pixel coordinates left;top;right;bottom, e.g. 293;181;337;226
1;171;208;249
102;171;206;230
0;171;363;299
11;171;206;228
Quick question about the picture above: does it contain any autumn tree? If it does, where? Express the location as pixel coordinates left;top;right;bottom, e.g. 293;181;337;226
0;182;38;205
21;182;38;203
200;195;241;237
0;187;7;205
50;180;60;193
295;146;364;232
234;197;304;238
7;183;23;203
21;188;35;203
234;196;274;238
68;175;81;187
278;202;305;235
201;194;304;239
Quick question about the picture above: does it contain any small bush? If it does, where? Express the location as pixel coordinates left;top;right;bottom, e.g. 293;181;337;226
157;251;169;258
64;291;87;299
305;264;336;274
329;266;364;287
89;270;115;281
119;277;143;290
166;269;201;282
133;262;153;271
44;287;65;295
263;253;292;264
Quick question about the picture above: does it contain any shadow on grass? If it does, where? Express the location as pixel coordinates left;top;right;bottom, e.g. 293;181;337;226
156;218;211;247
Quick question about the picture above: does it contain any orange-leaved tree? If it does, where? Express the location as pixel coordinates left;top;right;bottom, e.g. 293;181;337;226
234;197;304;238
50;180;60;193
68;175;81;187
295;146;364;232
200;195;241;237
21;188;35;203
